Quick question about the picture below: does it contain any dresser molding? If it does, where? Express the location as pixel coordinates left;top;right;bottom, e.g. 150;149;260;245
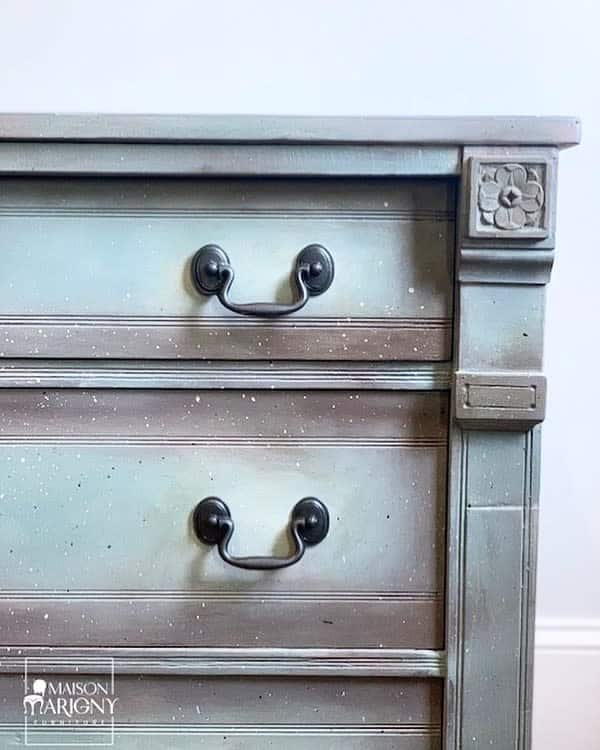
0;360;452;390
458;247;554;284
0;647;446;678
0;142;462;176
0;115;580;178
0;725;444;746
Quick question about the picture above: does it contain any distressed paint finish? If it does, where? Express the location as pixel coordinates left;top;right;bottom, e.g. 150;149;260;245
0;177;454;360
1;672;444;724
0;389;447;649
1;675;443;748
0;115;578;748
445;143;558;750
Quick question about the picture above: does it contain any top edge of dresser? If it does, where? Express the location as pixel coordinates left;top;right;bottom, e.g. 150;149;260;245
0;113;581;147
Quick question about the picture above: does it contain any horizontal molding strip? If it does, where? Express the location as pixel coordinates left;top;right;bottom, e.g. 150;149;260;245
0;435;447;447
0;361;452;390
0;722;443;736
0;206;454;221
0;648;446;678
0;142;461;176
0;318;452;360
0;315;452;329
1;590;442;602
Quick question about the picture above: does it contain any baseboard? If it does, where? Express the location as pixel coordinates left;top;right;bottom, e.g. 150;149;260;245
533;619;600;750
536;617;600;651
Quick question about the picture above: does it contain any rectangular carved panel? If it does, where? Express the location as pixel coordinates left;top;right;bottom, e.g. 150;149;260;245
447;427;539;750
455;372;546;429
461;508;524;746
462;431;528;507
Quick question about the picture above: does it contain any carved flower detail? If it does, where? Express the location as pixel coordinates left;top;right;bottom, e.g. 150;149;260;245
478;163;544;231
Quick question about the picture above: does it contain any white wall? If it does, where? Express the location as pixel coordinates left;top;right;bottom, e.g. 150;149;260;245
1;1;598;745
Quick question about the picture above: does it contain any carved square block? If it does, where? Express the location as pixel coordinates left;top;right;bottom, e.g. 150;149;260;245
468;158;553;240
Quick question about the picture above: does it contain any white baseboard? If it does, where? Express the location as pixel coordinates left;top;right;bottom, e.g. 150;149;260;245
536;617;600;650
533;619;600;750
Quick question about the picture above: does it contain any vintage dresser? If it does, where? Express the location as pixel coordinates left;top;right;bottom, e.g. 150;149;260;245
0;114;580;749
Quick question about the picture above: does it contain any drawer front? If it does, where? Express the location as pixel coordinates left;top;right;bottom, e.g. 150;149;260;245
0;178;454;360
1;672;442;749
0;389;447;648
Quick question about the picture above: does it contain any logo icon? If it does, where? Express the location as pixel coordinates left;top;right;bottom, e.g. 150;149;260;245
23;679;48;715
23;658;118;747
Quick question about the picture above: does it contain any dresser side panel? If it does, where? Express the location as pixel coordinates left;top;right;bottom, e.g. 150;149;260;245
446;144;552;750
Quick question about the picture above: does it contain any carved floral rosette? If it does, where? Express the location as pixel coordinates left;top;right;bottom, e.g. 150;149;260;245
468;158;552;240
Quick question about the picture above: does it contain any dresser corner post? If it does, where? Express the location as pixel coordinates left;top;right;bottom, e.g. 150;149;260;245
446;144;558;750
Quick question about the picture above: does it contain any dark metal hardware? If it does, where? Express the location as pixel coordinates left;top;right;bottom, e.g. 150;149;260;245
192;497;330;570
190;244;334;318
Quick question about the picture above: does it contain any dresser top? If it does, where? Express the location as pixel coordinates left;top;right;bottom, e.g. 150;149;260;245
0;113;581;147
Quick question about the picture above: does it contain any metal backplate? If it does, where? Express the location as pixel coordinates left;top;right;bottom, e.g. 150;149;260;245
191;245;229;295
292;497;330;545
297;244;335;295
192;497;231;544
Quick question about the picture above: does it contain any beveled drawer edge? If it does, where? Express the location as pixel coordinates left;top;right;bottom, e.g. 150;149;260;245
0;360;452;390
0;648;446;678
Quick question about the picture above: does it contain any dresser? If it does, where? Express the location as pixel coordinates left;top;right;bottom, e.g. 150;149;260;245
0;114;580;749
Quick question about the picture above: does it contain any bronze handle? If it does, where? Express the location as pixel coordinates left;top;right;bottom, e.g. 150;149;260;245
192;497;329;570
190;244;334;318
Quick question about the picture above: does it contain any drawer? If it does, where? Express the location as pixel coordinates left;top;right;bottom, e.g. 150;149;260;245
0;672;442;749
0;389;447;649
0;177;454;360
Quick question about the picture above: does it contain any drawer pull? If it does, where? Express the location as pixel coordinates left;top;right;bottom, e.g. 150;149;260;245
193;497;329;570
191;244;334;317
